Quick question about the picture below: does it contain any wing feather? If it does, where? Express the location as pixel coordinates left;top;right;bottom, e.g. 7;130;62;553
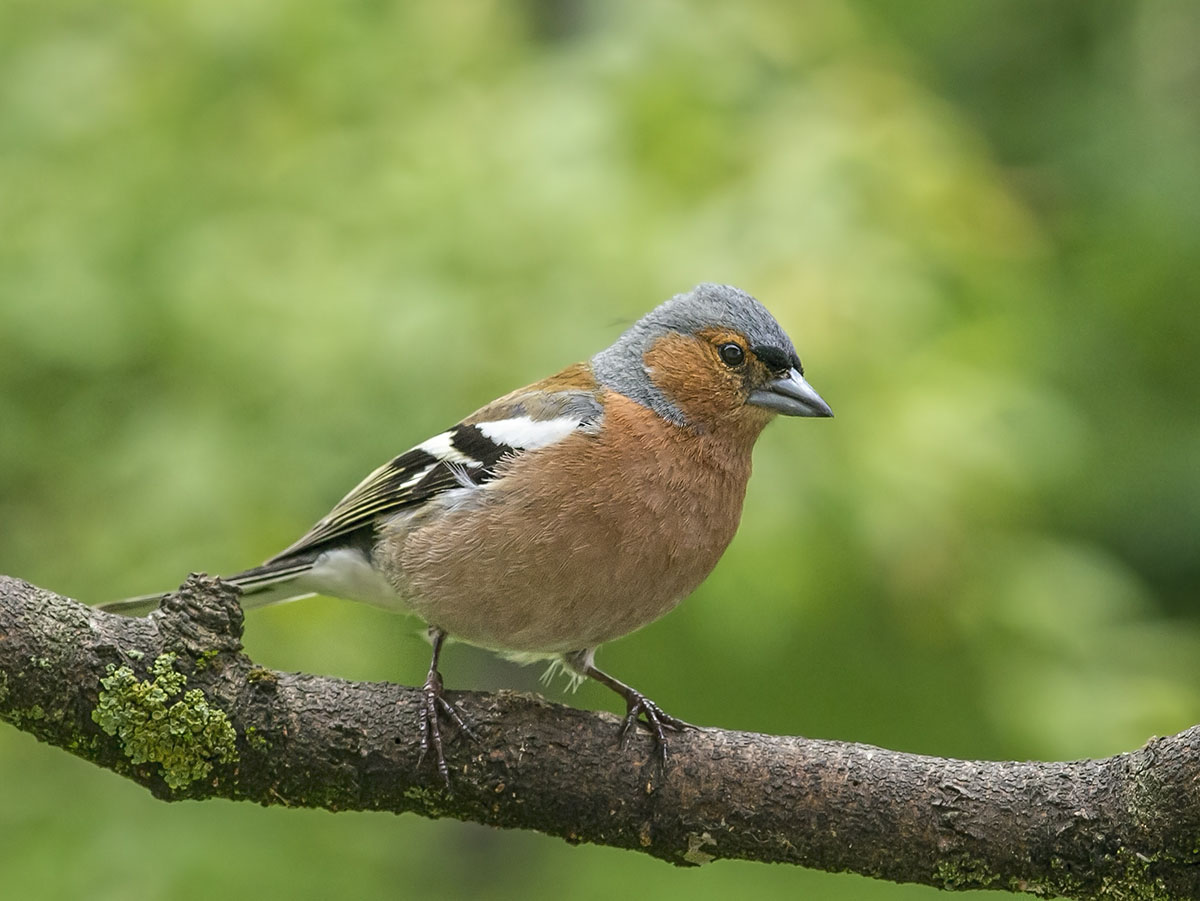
261;383;603;565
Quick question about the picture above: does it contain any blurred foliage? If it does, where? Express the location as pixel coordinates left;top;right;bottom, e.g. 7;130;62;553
2;0;1198;898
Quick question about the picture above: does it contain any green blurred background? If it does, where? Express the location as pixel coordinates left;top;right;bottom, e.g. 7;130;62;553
2;1;1198;898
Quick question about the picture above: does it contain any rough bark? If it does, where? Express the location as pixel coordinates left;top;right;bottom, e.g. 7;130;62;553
1;573;1197;899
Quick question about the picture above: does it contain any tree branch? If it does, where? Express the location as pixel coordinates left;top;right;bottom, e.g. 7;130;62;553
1;574;1197;898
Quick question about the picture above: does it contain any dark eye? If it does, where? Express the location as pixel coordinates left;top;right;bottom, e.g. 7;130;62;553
718;343;745;366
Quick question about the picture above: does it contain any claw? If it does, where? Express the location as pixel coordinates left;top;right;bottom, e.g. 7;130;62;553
566;651;692;770
415;628;474;788
618;689;690;766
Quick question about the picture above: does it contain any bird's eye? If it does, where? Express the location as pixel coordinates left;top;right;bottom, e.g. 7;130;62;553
718;343;745;366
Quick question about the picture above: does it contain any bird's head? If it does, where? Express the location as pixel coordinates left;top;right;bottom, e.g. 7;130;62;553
592;283;833;435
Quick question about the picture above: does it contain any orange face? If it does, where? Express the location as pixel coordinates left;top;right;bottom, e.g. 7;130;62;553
641;327;784;435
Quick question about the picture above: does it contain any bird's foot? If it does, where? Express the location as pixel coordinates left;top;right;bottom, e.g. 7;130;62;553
617;688;692;767
568;652;694;770
416;668;475;788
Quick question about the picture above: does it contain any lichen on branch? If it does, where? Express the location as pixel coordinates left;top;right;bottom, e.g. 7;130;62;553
92;652;238;790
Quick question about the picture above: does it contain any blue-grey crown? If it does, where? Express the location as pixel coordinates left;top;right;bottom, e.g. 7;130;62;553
592;283;798;426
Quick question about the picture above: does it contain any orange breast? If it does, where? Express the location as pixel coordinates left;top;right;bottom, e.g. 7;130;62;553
383;392;757;654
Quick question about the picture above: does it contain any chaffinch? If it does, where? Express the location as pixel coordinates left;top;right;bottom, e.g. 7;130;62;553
104;283;833;784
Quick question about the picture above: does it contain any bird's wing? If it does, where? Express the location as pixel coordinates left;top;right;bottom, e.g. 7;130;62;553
262;369;604;565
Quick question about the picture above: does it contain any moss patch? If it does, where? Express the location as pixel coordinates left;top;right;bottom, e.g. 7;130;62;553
934;855;1000;891
92;652;238;790
246;666;278;685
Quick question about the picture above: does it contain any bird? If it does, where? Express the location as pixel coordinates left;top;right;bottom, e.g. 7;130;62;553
102;283;833;784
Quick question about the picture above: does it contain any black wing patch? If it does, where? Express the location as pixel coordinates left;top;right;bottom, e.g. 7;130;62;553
448;424;515;471
263;424;520;565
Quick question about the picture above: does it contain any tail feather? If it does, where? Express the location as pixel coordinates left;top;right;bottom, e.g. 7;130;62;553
99;592;172;617
99;558;317;617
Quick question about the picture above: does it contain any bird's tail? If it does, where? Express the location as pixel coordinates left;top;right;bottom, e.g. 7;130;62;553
99;557;318;617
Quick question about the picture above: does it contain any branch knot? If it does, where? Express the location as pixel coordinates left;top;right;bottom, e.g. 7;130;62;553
157;573;245;655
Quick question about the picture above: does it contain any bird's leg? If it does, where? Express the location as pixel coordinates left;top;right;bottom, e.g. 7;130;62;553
565;650;692;767
417;626;474;787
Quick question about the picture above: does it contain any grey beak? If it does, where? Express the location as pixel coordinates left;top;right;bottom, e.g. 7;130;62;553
748;368;833;418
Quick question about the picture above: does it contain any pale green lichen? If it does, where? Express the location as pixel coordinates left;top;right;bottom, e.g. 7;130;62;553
244;726;270;751
3;704;51;730
67;733;101;756
91;653;237;790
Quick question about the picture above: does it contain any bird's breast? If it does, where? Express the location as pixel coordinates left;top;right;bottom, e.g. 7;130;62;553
382;393;757;654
